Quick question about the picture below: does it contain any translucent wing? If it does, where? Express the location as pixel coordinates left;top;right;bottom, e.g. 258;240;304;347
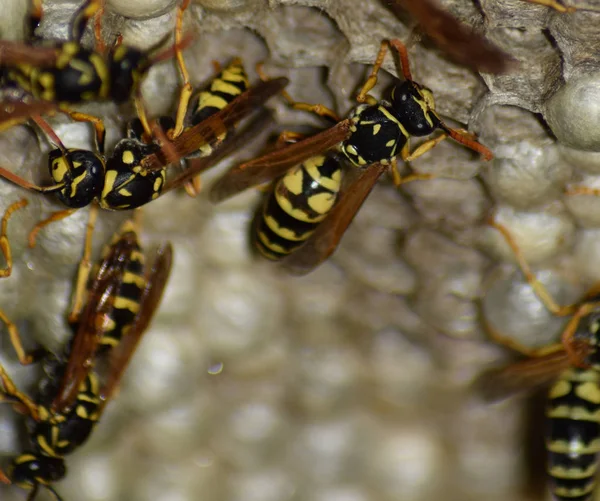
283;162;387;275
140;77;290;171
384;0;516;74
163;109;274;194
0;41;60;67
50;231;139;413
476;350;574;403
99;242;173;411
0;100;58;132
209;120;352;203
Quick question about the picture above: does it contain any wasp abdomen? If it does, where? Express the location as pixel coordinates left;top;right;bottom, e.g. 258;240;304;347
547;368;600;501
99;225;146;347
254;154;341;260
191;59;250;126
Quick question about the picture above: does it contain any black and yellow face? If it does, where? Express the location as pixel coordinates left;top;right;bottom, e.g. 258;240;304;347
10;454;66;490
389;79;440;137
48;149;106;208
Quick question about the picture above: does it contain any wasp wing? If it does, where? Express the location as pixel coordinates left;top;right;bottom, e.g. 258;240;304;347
99;242;173;411
141;77;289;171
0;41;60;67
209;120;352;203
383;0;516;74
0;100;58;132
50;231;139;413
163;109;275;194
283;162;387;275
476;350;576;403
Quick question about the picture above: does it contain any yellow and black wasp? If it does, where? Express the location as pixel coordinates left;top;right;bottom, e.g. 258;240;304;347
0;0;286;242
202;38;492;273
0;0;189;150
480;215;600;501
130;0;256;197
0;218;172;501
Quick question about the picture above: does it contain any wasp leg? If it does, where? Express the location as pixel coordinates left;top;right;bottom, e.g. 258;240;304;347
71;0;103;43
172;0;193;139
134;97;154;141
0;309;38;366
357;40;394;105
28;209;77;249
67;204;98;325
487;215;578;317
255;63;340;122
0;467;10;484
64;110;106;155
0;364;39;420
275;130;306;147
182;162;202;197
386;157;434;187
483;313;565;357
564;186;600;197
0;199;28;279
401;133;449;163
92;0;106;54
522;0;576;12
29;0;44;38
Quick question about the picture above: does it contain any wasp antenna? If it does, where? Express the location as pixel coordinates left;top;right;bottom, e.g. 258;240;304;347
441;124;494;161
30;115;69;157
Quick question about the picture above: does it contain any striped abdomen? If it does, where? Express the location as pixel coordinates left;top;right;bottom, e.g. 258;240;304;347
189;58;249;157
547;368;600;501
253;154;342;260
32;373;101;457
97;221;146;348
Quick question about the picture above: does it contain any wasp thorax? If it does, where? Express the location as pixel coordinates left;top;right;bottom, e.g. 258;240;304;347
389;80;439;137
48;149;105;208
109;46;147;103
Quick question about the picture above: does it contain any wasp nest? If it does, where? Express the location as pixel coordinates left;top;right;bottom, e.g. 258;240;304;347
1;0;600;500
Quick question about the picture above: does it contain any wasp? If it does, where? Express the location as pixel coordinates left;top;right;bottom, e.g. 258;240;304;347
0;198;29;279
131;0;254;197
481;214;600;501
0;218;173;501
203;38;492;273
0;0;287;249
0;0;189;151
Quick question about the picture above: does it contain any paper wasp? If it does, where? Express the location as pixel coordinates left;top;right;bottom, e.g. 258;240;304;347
0;199;29;279
0;218;173;501
0;0;187;151
131;0;253;197
0;0;287;249
205;38;492;273
480;214;600;501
